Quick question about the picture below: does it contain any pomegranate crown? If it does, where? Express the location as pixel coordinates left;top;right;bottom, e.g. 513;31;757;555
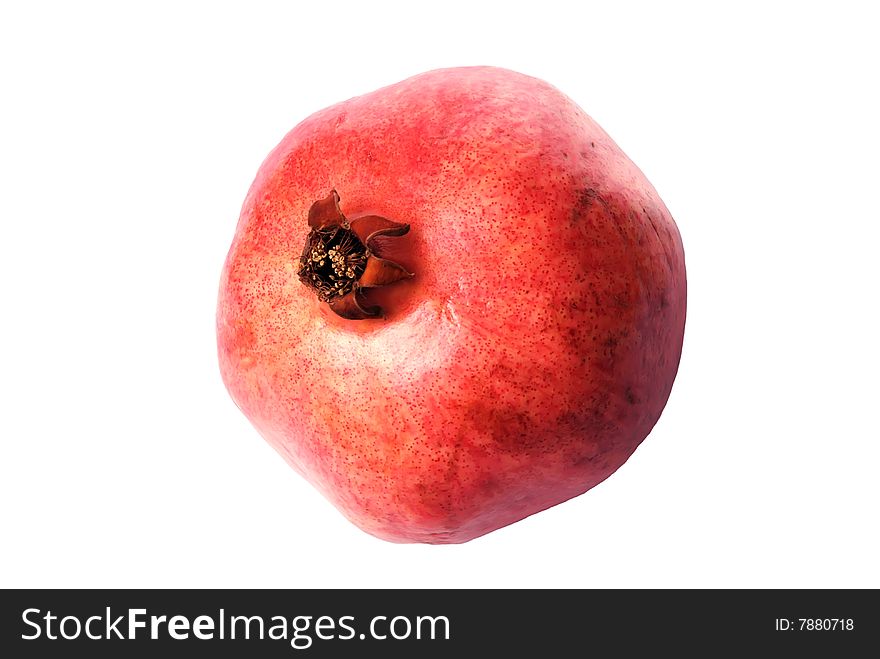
298;190;413;319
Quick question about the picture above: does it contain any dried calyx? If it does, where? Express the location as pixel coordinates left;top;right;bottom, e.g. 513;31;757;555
298;190;413;319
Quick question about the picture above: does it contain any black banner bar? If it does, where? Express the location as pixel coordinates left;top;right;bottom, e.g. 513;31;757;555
1;589;876;657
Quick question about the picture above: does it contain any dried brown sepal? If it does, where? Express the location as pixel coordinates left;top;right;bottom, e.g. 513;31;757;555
358;255;414;289
349;214;411;244
307;189;345;229
297;189;413;320
328;290;381;320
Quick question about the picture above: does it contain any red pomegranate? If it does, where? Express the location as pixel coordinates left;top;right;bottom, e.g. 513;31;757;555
217;66;686;543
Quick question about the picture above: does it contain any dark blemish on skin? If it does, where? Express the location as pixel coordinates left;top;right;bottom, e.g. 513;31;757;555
582;187;605;207
644;207;663;244
489;407;543;455
610;291;630;310
571;188;635;243
573;455;591;467
642;206;675;276
591;142;595;147
572;187;609;224
564;326;581;351
625;387;637;405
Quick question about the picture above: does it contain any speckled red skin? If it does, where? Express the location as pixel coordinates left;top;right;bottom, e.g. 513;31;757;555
217;67;686;543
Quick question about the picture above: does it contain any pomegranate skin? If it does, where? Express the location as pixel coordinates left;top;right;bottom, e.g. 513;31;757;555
217;66;686;543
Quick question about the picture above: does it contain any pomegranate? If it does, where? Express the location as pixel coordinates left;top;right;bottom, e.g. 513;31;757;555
217;66;686;543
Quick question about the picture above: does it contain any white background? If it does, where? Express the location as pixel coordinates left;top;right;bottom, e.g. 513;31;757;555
1;1;877;588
